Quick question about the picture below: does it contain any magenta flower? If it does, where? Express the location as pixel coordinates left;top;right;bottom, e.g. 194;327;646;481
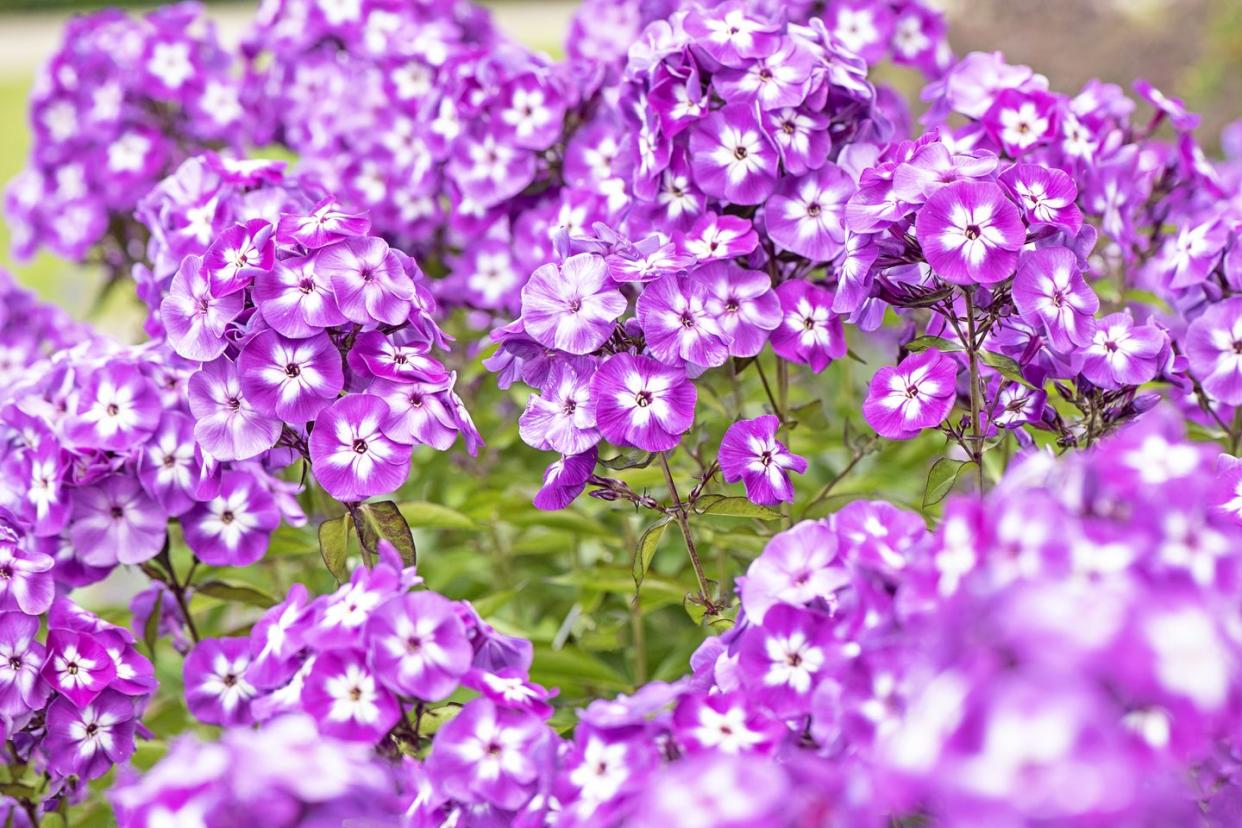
365;591;473;701
999;163;1082;234
764;165;853;261
533;448;598;512
138;412;198;517
183;637;258;727
43;690;136;782
982;89;1059;156
1012;248;1099;352
303;648;400;743
181;471;280;567
65;362;161;452
238;329;344;423
1080;312;1165;389
0;613;49;717
202;220;275;297
519;362;601;456
252;255;348;339
738;604;832;717
718;415;808;506
187;358;282;462
427;698;551;810
462;668;556;720
309;395;412;501
1186;298;1242;406
701;262;781;359
0;533;54;616
682;1;781;67
689;105;779;205
590;354;696;452
672;690;784;755
770;281;846;373
69;476;167;567
714;39;813;110
915;180;1025;284
863;348;959;440
275;198;370;249
737;520;848;619
346;331;449;385
677;213;759;262
1157;220;1229;290
246;583;311;690
314;236;414;326
367;378;459;450
520;253;627;356
41;629;117;708
160;255;244;361
637;274;732;368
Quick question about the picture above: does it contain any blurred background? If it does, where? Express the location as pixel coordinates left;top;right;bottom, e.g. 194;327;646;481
0;0;1240;324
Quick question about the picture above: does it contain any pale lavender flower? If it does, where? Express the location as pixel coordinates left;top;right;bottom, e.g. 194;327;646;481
718;415;807;506
637;274;732;368
184;637;258;727
862;348;959;440
520;254;627;356
365;591;473;701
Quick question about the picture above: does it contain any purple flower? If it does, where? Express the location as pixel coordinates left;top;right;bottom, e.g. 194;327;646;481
367;379;459;450
315;236;414;326
309;395;412;501
276;198;370;249
202;220;275;297
41;629;117;708
160;255;244;361
427;698;551;810
1013;248;1099;352
737;520;848;619
1080;312;1164;389
43;690;136;782
637;274;732;368
69;476;167;567
677;213;758;262
520;253;627;356
187;358;282;462
915;180;1025;285
689;105;779;205
533;448;598;511
701;262;781;359
770;281;845;373
181;470;280;567
519;362;601;456
1186;298;1242;406
738;604;832;717
246;582;310;689
1157;220;1229;290
238;330;344;423
0;613;49;717
65;362;161;452
183;637;258;727
366;591;473;701
999;163;1082;234
672;690;784;755
346;331;448;385
863;348;959;440
463;668;556;720
718;415;808;506
138;412;198;517
253;255;348;339
303;648;400;743
764;164;853;261
0;532;54;615
590;353;696;452
683;2;781;67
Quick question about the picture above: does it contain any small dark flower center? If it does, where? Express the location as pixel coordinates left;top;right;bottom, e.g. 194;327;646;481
106;403;120;416
964;224;981;241
563;399;577;415
724;300;740;313
1051;291;1065;308
1105;340;1119;353
349;686;363;701
486;741;503;757
285;363;301;378
782;120;796;135
567;297;583;313
223;673;237;687
1232;341;1242;355
759;451;773;468
905;384;920;399
198;297;211;312
353;439;368;454
806;203;822;218
226;396;241;412
84;723;98;736
220;510;235;525
162;454;176;468
787;652;803;667
635;390;653;408
733;145;748;161
7;657;20;671
0;567;11;580
802;316;816;332
298;278;315;295
680;313;696;329
406;637;422;653
66;661;79;676
110;506;125;520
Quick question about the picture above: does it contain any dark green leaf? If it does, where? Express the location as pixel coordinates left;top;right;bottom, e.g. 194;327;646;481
0;783;35;799
632;518;671;593
318;515;351;584
600;450;656;471
980;350;1028;385
397;500;478;531
699;496;782;520
356;500;417;566
905;335;964;353
142;590;162;663
731;355;756;375
923;457;973;508
195;580;279;609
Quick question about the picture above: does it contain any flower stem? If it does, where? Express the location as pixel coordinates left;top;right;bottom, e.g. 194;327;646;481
659;452;717;617
800;434;880;520
964;288;985;493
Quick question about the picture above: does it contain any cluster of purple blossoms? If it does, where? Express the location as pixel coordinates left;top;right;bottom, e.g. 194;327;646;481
0;269;87;388
399;409;1242;826
3;2;241;275
0;515;157;808
151;158;480;502
238;0;623;317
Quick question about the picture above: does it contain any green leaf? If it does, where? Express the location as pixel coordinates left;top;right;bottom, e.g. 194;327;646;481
0;783;35;799
195;580;279;609
529;646;631;693
600;450;655;471
318;515;351;584
698;496;782;520
142;590;162;663
632;518;671;593
356;500;417;566
905;335;964;353
398;500;478;531
980;350;1028;385
923;457;973;508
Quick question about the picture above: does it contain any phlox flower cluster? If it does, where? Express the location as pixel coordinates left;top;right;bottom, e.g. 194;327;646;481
238;0;624;317
0;511;157;808
3;2;241;273
152;160;480;502
0;269;87;388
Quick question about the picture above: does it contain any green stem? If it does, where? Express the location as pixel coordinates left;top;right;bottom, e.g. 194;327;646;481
963;289;985;493
659;452;717;616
